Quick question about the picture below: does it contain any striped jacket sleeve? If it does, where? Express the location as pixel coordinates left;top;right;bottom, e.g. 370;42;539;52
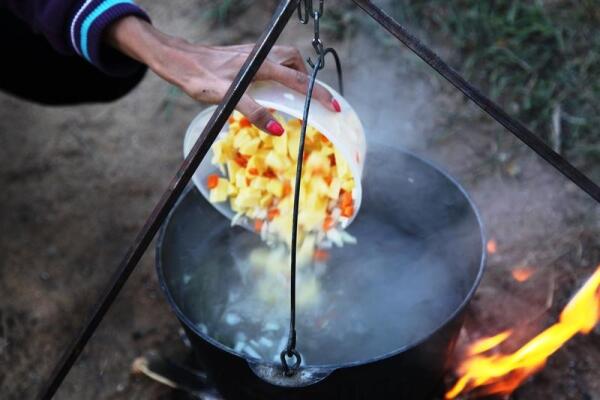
0;0;151;77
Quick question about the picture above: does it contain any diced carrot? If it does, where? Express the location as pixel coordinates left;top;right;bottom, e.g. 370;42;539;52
283;181;292;196
320;133;329;143
239;117;251;127
254;219;264;232
235;152;248;168
267;208;280;221
303;151;309;162
329;154;336;166
314;249;329;262
324;176;332;185
248;168;259;175
323;215;334;231
263;169;276;179
206;174;219;189
341;205;354;218
340;191;353;208
228;116;235;124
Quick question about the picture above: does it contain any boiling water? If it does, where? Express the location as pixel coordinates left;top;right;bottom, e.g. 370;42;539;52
167;149;481;367
177;209;467;366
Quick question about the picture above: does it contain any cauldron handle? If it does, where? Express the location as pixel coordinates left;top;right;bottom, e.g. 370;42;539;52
246;359;335;387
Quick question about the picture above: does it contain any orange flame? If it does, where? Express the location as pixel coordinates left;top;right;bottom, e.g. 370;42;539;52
511;266;535;283
446;266;600;399
467;330;512;356
486;239;497;255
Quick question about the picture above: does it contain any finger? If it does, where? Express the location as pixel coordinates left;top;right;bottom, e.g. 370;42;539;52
237;95;285;136
211;45;309;76
186;79;285;136
280;57;308;75
274;46;309;74
225;45;308;74
262;63;341;112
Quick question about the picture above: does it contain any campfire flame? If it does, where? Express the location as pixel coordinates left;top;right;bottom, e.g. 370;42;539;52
446;266;600;399
486;239;497;255
511;266;535;283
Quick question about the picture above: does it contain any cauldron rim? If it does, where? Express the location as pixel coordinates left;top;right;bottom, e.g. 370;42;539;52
155;148;487;371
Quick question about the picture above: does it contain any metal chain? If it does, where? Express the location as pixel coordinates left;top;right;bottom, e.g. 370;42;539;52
280;0;329;377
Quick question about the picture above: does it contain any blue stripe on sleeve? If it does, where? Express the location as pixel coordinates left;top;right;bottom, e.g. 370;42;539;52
80;0;134;61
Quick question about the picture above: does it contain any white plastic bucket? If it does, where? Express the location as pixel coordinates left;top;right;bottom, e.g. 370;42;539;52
183;79;366;232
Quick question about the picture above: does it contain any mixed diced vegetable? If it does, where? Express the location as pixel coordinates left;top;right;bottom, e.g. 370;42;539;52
207;111;357;247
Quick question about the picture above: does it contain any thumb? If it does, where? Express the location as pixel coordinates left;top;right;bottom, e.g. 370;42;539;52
237;94;285;136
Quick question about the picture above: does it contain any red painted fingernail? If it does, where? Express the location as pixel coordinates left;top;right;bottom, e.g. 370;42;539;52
331;99;342;112
266;120;285;136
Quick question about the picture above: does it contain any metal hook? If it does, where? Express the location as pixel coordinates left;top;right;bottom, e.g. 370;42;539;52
280;348;302;376
297;0;311;24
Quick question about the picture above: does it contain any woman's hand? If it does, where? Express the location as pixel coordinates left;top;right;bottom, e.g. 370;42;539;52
107;16;341;136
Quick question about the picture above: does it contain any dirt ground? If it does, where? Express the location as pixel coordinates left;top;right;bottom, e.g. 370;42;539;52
1;1;599;400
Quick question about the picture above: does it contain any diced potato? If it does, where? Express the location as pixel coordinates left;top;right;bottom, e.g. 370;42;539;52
266;179;283;197
211;138;234;164
227;183;238;196
278;196;293;214
234;188;262;209
310;176;330;197
341;178;355;192
209;112;358;248
260;193;273;208
230;197;241;213
306;126;320;142
272;132;287;156
335;149;350;177
265;151;286;171
258;129;273;142
299;210;322;231
235;169;248;189
209;178;229;203
306;151;331;175
287;129;300;161
226;160;239;181
239;137;261;156
250;176;269;190
296;235;316;267
320;144;334;156
233;130;252;149
327;178;341;199
247;154;265;173
272;214;293;243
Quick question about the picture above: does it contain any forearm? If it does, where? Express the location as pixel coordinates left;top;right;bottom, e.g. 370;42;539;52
106;17;165;67
104;16;338;134
106;16;190;87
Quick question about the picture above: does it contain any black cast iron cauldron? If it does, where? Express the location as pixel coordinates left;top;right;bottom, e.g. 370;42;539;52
156;147;486;400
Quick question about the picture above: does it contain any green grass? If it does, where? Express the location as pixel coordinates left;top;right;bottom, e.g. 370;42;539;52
202;0;254;25
194;1;600;178
391;0;600;177
201;0;357;39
